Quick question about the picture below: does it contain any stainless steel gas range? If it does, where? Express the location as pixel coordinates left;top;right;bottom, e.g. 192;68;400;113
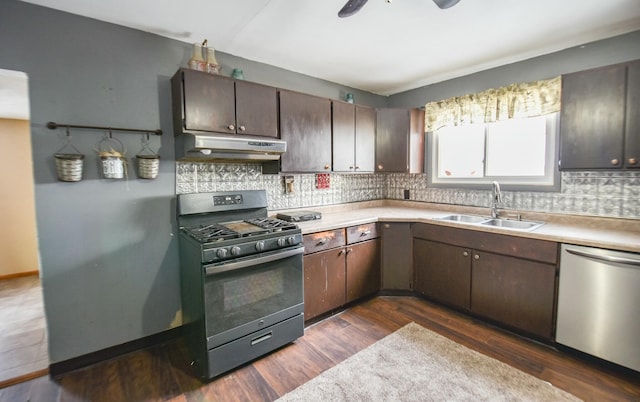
177;190;304;379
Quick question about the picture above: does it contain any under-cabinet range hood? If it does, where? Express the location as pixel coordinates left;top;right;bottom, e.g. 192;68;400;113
175;133;286;161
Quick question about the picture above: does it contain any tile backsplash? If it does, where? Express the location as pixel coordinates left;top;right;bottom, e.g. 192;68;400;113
176;163;639;219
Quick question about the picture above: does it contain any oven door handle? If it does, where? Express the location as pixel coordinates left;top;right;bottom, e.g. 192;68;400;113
205;246;304;276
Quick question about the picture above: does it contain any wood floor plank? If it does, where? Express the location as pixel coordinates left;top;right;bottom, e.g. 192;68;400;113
3;296;638;402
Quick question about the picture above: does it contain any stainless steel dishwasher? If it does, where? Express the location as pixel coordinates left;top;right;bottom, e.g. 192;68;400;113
556;244;640;372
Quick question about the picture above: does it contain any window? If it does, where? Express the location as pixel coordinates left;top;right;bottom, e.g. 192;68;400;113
427;113;559;191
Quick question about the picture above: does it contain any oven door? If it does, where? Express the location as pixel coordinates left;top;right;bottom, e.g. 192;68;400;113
202;245;304;350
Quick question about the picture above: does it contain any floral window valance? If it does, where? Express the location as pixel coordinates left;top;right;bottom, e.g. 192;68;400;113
424;76;561;132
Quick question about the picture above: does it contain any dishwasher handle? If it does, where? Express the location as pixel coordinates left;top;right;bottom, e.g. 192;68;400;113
566;247;640;267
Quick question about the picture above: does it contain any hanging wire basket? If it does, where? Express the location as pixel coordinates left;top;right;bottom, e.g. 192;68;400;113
54;128;84;182
136;134;160;179
97;134;126;179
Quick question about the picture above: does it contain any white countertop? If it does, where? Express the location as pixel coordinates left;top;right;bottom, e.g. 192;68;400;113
272;200;640;253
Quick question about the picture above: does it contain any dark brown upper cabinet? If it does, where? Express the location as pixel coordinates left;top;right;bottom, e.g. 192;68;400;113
625;61;640;168
171;69;278;138
375;108;425;173
279;90;332;172
332;102;376;172
560;60;639;169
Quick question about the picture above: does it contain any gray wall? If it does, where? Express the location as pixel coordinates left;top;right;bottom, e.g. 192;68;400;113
0;0;384;364
388;30;640;108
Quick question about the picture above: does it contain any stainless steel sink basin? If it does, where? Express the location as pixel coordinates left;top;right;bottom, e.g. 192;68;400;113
433;214;544;232
433;214;489;224
480;218;544;231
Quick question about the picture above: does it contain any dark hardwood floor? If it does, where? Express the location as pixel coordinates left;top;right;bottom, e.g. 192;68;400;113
1;296;638;402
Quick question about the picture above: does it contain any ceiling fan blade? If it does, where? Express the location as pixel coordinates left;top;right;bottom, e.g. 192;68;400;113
338;0;369;18
432;0;461;9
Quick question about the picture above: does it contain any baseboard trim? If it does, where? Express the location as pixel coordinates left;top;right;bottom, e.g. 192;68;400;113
0;270;39;280
49;326;182;378
0;368;48;389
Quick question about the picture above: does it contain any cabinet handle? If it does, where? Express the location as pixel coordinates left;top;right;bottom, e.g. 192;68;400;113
355;166;360;170
317;238;328;246
377;164;384;170
228;124;235;130
360;230;371;236
349;165;354;170
611;158;619;166
629;157;638;166
346;248;353;255
239;125;246;132
463;251;469;257
324;164;330;170
474;254;480;260
338;249;345;256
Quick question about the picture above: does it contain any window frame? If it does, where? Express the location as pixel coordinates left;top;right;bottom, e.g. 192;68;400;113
426;113;561;192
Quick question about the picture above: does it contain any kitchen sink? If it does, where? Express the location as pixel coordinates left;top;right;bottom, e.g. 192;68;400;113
433;214;489;224
433;214;544;232
479;218;544;231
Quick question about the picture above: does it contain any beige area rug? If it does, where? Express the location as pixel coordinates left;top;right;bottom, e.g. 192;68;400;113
277;322;581;401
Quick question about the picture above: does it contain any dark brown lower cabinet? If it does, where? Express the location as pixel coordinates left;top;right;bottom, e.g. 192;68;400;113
413;239;470;311
346;239;381;303
470;251;557;339
412;223;558;341
303;249;346;322
303;224;380;322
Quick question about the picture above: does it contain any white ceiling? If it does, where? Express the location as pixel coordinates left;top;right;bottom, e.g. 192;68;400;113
21;0;640;96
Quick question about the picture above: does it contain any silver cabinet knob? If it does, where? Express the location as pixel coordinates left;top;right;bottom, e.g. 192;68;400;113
463;251;469;257
474;254;480;260
611;158;619;166
324;164;330;170
239;125;246;131
228;124;235;130
628;157;638;166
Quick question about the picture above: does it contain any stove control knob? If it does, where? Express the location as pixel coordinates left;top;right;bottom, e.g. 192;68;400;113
277;238;287;247
216;248;228;258
255;241;265;251
287;236;297;245
230;246;241;256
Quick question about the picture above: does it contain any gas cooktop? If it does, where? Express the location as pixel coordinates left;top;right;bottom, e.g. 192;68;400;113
182;217;298;244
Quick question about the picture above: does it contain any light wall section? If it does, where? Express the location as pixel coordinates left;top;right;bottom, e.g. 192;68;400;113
0;118;39;276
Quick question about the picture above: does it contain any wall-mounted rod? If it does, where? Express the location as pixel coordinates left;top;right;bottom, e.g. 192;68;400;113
46;121;162;136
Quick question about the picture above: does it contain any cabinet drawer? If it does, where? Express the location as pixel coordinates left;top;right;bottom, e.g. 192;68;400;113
347;223;379;244
303;229;346;254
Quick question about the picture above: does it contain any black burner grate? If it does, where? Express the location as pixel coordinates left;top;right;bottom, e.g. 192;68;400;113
245;217;298;232
182;223;239;243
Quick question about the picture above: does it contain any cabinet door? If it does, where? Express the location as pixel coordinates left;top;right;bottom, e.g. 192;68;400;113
303;249;346;321
376;108;409;172
625;61;640;168
381;223;413;290
235;80;278;138
471;251;557;339
346;239;380;303
280;90;332;172
413;239;471;310
332;101;356;172
182;70;236;134
355;106;376;172
560;64;626;169
376;108;424;173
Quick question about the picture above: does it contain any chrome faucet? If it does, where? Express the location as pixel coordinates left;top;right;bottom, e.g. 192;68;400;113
491;181;503;218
